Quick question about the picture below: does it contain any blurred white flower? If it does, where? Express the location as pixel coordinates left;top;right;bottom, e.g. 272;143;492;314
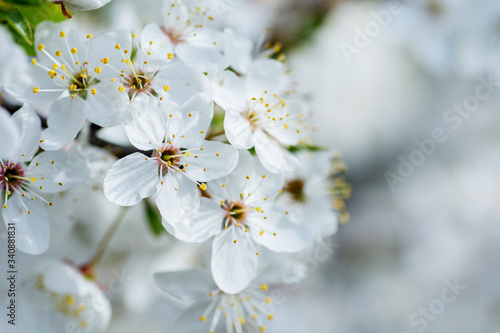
278;150;350;240
18;258;111;333
155;265;286;333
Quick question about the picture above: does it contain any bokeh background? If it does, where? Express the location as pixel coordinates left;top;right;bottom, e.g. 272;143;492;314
28;0;500;332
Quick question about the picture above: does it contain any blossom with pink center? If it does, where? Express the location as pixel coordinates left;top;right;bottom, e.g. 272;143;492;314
0;105;89;254
103;94;238;225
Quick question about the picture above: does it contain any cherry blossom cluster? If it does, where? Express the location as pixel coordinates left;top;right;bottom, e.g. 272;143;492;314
0;0;349;332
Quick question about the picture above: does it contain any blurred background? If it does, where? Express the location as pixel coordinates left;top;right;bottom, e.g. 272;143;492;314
19;0;500;332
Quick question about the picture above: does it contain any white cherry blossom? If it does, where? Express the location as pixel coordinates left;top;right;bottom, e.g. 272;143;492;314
96;30;212;122
17;258;111;333
163;150;311;293
155;259;297;333
278;150;351;240
141;0;227;71
0;105;89;254
103;94;238;225
14;21;132;150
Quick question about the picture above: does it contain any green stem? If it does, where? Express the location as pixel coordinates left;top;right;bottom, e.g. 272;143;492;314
87;207;128;266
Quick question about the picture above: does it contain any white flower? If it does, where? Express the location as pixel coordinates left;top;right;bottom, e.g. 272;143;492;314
1;105;89;254
207;37;303;173
97;29;212;121
15;21;132;150
141;0;227;71
278;150;351;240
163;150;311;294
18;258;111;333
154;266;284;333
103;94;238;225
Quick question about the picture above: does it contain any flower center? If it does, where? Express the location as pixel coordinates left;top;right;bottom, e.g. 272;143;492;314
161;26;185;45
284;179;306;202
0;162;28;192
153;146;192;175
124;71;153;98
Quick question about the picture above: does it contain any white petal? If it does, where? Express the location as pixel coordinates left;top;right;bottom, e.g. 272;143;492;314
64;0;112;11
217;150;283;205
86;80;129;127
37;259;87;295
87;29;132;79
223;28;253;74
40;97;89;150
154;268;215;302
10;104;41;161
15;65;62;104
172;299;213;333
254;129;297;173
163;197;224;243
0;107;19;160
155;172;200;225
141;23;174;61
209;69;247;111
182;141;238;182
29;151;89;193
163;94;213;147
152;63;212;106
2;195;50;254
246;58;291;99
249;206;311;253
35;22;86;67
224;110;254;149
177;29;228;71
302;194;339;237
124;101;166;151
103;153;159;206
211;226;257;294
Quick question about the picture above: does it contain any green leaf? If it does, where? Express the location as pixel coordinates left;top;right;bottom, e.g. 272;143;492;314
0;7;32;46
287;144;326;153
0;0;67;55
144;199;165;237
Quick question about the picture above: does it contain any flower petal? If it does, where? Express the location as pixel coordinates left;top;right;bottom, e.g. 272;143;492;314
154;268;215;302
2;195;50;254
29;150;89;193
155;172;200;225
224;109;254;149
248;206;311;253
152;63;212;106
86;80;129;127
209;69;247;111
124;100;166;151
162;94;213;147
211;226;257;294
163;197;224;243
103;152;159;206
140;23;174;61
10;104;41;161
0;107;19;160
182;141;238;182
40;97;89;150
254;129;298;173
